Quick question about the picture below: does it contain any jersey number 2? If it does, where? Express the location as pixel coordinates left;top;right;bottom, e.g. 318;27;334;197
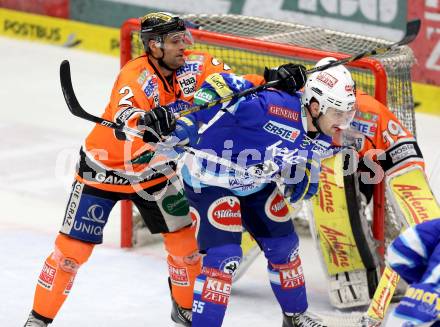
119;86;134;107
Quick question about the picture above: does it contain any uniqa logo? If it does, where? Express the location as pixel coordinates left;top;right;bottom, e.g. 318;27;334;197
82;204;106;224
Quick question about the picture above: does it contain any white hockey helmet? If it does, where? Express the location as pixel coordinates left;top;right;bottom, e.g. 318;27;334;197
302;57;356;128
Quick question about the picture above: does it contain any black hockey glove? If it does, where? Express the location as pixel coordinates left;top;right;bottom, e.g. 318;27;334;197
140;105;176;143
264;63;307;95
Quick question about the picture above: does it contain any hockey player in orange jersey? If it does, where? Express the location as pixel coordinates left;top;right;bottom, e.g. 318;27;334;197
24;12;233;327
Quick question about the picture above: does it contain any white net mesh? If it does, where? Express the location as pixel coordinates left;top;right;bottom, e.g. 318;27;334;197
129;14;415;134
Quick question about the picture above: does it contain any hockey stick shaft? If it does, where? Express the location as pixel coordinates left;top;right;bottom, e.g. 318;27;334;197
177;19;420;117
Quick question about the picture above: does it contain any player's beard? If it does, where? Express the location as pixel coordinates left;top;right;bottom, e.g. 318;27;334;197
162;52;185;71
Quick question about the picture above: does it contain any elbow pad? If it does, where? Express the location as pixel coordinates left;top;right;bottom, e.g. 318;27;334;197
379;139;424;174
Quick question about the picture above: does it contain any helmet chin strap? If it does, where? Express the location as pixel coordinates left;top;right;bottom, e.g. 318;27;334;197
307;106;324;134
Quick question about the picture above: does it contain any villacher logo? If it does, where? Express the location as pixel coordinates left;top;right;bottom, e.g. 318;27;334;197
265;187;290;222
207;196;242;232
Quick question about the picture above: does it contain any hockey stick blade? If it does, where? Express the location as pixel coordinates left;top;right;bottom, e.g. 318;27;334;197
60;60;144;138
60;60;101;124
306;19;421;74
397;19;421;47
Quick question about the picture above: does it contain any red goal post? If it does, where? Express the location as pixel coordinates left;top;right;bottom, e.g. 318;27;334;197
119;15;416;252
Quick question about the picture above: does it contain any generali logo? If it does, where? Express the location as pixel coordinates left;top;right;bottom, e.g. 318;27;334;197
319;225;355;268
318;164;341;214
393;184;433;224
268;105;299;122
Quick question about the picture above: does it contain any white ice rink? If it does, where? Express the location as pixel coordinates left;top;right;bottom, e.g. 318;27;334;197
1;37;440;326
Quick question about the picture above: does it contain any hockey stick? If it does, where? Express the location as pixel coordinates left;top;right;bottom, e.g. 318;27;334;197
177;19;420;118
60;59;285;184
361;266;399;326
61;20;420;125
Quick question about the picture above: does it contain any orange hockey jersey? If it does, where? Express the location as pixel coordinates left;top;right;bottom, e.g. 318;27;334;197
76;50;231;193
350;91;424;175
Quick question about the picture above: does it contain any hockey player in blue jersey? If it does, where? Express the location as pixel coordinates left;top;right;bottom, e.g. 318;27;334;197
384;218;440;327
141;60;357;326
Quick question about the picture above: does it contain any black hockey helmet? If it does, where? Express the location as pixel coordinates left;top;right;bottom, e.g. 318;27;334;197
140;12;191;53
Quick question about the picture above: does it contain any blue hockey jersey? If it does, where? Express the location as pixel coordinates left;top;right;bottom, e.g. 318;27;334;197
387;218;440;287
384;219;440;326
179;73;335;196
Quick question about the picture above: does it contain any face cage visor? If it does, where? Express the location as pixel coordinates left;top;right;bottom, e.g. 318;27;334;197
153;30;194;50
323;106;356;130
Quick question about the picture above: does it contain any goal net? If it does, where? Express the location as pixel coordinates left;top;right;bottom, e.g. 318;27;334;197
119;14;416;250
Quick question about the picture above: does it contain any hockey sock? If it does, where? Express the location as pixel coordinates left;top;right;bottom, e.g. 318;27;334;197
192;244;242;327
32;234;94;320
167;255;201;308
259;234;308;313
163;225;201;309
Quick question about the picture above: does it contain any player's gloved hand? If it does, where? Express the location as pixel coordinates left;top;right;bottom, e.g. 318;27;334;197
164;116;199;154
282;159;320;203
172;116;198;147
140;105;176;143
264;63;307;95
